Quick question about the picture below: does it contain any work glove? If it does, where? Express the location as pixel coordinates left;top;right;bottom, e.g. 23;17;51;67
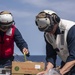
45;33;57;49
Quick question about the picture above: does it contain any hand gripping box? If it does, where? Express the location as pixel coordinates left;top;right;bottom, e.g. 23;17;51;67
12;61;45;74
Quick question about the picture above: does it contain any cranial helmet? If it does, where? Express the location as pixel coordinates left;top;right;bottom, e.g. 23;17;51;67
0;11;14;27
35;10;60;32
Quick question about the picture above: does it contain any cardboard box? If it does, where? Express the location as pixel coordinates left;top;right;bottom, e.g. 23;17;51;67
12;61;45;74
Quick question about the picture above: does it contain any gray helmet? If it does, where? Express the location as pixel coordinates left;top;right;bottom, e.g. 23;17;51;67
35;10;60;32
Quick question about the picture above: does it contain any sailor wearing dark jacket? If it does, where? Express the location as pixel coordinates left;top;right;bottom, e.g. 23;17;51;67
0;11;29;67
35;10;75;75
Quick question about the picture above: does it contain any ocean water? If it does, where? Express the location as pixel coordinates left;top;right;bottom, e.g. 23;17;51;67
14;55;61;66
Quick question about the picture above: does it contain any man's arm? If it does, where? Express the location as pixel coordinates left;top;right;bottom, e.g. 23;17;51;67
45;62;54;72
37;33;57;75
14;28;30;56
60;60;75;75
60;26;75;75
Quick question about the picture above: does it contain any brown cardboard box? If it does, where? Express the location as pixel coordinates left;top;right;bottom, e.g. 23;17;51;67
12;61;45;74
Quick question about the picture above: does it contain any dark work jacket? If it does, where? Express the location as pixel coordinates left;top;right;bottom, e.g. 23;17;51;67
0;25;29;59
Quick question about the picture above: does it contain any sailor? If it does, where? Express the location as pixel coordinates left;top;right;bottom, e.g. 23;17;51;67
0;11;29;68
35;10;75;75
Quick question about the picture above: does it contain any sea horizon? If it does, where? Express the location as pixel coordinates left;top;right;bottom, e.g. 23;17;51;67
14;55;61;66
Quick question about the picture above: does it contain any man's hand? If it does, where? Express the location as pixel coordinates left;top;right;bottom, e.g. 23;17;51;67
23;48;29;55
37;68;61;75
